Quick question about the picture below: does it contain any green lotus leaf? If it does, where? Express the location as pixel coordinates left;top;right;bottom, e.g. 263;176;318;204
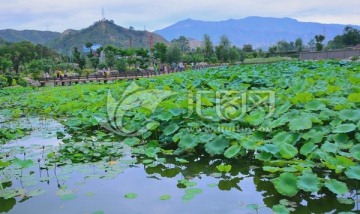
163;123;179;136
178;135;199;150
276;101;292;115
240;138;257;150
263;166;282;173
160;195;171;200
324;179;349;195
272;172;299;197
145;147;160;158
27;189;46;197
338;109;360;121
255;152;272;161
123;137;140;146
124;193;138;199
289;115;312;131
0;160;10;168
13;158;34;169
205;136;229;155
175;157;189;164
333;124;356;133
185;188;202;195
216;164;232;173
145;121;160;131
279;143;298;159
272;204;290;214
344;165;360;180
224;145;241;158
260;144;279;155
245;110;265;126
332;133;350;148
156;111;173;121
300;142;317;156
304;100;326;111
302;130;324;144
297;172;321;192
321;141;338;153
337;198;355;205
272;131;300;145
349;144;360;160
348;93;360;102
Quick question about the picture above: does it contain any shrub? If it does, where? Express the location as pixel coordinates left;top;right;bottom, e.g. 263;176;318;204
0;75;8;88
351;56;359;61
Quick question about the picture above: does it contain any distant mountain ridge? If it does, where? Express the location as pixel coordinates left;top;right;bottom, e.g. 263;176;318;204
154;16;360;48
0;20;168;53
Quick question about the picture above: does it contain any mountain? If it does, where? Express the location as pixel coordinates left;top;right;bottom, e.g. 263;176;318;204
0;20;168;53
154;16;360;49
0;29;61;45
48;20;168;53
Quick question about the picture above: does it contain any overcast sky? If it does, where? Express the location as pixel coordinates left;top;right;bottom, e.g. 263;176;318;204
1;0;360;32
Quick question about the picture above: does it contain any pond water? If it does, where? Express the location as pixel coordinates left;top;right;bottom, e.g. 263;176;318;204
0;118;359;214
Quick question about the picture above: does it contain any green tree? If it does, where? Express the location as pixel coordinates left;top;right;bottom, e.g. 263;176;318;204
203;34;214;60
166;44;182;63
216;35;231;62
171;36;190;53
0;58;13;73
228;46;240;63
343;26;360;46
72;47;86;70
315;35;325;51
153;43;167;63
295;38;304;52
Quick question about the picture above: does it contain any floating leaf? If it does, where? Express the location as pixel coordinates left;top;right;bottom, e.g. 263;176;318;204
175;157;189;164
321;142;338;153
145;121;160;131
324;179;349;195
123;137;140;146
60;194;77;201
163;123;179;136
272;204;290;214
216;164;232;173
300;142;317;156
160;195;171;200
333;124;356;133
13;158;34;169
349;144;360;160
345;165;360;180
304;100;326;111
224;145;241;158
272;172;299;197
178;135;198;150
297;172;320;192
263;166;282;173
245;110;265;126
338;109;360;121
337;198;354;205
124;193;138;199
279;143;298;159
289;115;312;131
204;136;229;155
145;147;160;158
27;189;46;197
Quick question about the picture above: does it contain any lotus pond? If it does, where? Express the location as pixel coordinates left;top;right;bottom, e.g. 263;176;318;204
0;60;360;213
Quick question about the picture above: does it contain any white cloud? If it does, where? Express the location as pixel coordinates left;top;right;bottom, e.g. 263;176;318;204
0;0;359;32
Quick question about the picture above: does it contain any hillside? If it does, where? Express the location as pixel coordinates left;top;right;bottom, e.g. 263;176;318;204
154;16;360;48
0;20;168;53
48;20;168;53
0;29;61;45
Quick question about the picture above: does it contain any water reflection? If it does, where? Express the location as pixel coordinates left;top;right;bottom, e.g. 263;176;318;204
0;119;359;213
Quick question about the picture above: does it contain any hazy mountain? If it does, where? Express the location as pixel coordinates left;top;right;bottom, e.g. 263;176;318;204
0;20;168;53
154;16;360;49
0;29;61;45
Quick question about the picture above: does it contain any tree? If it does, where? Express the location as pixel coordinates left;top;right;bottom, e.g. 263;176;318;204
295;38;303;52
72;47;86;70
203;34;214;60
315;35;325;51
343;26;360;46
171;36;190;53
228;46;240;63
166;44;182;63
243;44;253;52
216;35;231;62
0;58;13;73
153;43;167;63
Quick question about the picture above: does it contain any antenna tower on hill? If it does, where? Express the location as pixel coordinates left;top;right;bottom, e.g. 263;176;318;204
102;7;105;20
